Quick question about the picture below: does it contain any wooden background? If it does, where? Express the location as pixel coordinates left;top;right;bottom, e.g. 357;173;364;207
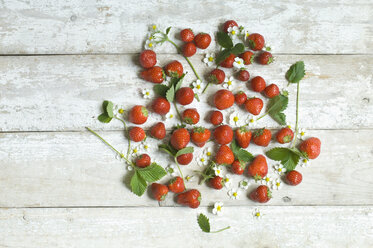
0;0;372;247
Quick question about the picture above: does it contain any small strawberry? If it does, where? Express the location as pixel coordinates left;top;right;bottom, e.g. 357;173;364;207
223;20;238;33
215;145;234;165
150;122;166;140
151;183;168;201
152;97;170;115
140;66;165;84
182;108;200;125
180;28;194;42
286;170;303;186
139;50;157;69
220;54;235;68
251;76;266;92
191;126;211;147
231;160;246;175
176;189;201;208
210;176;223;190
168;176;185;193
214;125;233;145
247;155;268;180
252;128;272;147
276;127;294;144
247;33;265;51
214;89;234;110
235;91;247;105
235;126;252;148
257;51;273;65
239;51;254;65
170;128;190;150
129;127;146;142
176;153;193;165
129;105;148;124
175;87;194;105
244;97;263;115
237;69;250;81
194;33;211;49
135;154;151;168
249;185;272;203
210;111;223;126
209;68;226;84
264;84;279;98
182;42;197;57
299;137;321;159
164;60;183;78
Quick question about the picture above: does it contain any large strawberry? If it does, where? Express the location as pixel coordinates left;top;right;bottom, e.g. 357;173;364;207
194;33;211;49
151;183;168;201
164;60;183;78
129;105;148;124
170;128;190;150
215;145;234;165
139;50;157;68
251;76;266;92
209;69;225;84
247;33;265;51
150;122;166;140
247;155;268;180
135;154;151;168
176;189;201;208
249;185;271;203
175;87;194;105
152;97;170;115
235;126;252;148
214;89;234;110
244;97;263;115
129;127;146;142
191;127;211;147
299;137;321;159
182;108;200;125
176;153;193;165
168;176;185;193
252;128;272;147
141;66;165;84
214;125;233;145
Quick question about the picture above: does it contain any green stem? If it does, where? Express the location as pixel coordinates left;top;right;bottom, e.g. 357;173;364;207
174;157;186;189
202;82;210;94
291;82;300;148
210;226;231;233
173;101;182;123
256;112;268;121
114;116;131;159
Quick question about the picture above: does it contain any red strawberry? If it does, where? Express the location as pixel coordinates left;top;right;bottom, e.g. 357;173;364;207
235;91;247;105
264;84;279;98
182;108;200;125
152;97;170;115
299;137;321;159
141;66;165;84
249;185;271;203
170;128;190;150
150;122;166;140
129;127;146;142
209;69;226;84
235;126;252;148
286;170;303;186
252;128;272;147
129;105;148;124
175;87;194;105
215;145;234;165
180;28;194;42
220;54;235;68
168;176;185;193
176;189;201;208
210;176;223;190
276;127;294;144
135;154;151;168
231;160;246;175
151;183;168;201
237;70;250;81
194;33;211;49
257;51;273;65
251;76;266;92
214;89;234;110
191;127;211;147
244;97;263;115
214;125;233;145
139;50;157;68
247;155;268;180
210;111;223;126
247;33;265;51
223;20;238;33
164;60;183;78
176;153;193;165
239;51;254;65
182;42;197;57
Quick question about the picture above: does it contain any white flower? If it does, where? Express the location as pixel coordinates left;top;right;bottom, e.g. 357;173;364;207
166;164;178;176
222;76;235;90
272;178;283;190
245;115;257;126
113;104;125;117
229;111;244;126
131;146;140;157
300;157;310;168
149;24;159;32
213;165;223;177
239;179;251;190
297;128;307;140
273;164;287;175
203;147;213;158
223;174;232;189
126;165;133;171
142;89;153;99
253;208;262;219
164;112;176;120
115;150;126;162
261;175;274;186
228;189;240;200
185;175;194;182
203;53;215;67
233;57;245;69
141;141;151;151
197;155;209;167
212;202;224;216
192;79;205;94
145;39;156;50
227;26;239;39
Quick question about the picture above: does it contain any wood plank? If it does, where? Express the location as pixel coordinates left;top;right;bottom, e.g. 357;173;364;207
0;129;372;207
0;54;372;132
1;206;372;248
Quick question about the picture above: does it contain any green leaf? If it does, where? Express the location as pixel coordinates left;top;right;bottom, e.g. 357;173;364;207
175;147;194;157
106;101;114;118
98;113;112;123
166;85;175;102
271;112;286;125
216;31;233;49
266;147;289;161
282;152;300;171
159;144;177;157
231;43;245;55
166;27;171;35
215;48;232;66
130;171;147;196
174;74;185;91
286;61;305;84
236;149;254;162
197;213;210;233
267;94;288;125
230;140;241;155
266;147;300;171
137;163;167;182
154;84;169;97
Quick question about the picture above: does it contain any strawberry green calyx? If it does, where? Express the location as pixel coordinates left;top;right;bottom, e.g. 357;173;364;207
267;56;273;65
193;126;206;133
141;107;148;117
197;195;202;202
183;117;194;125
248;39;255;49
267;188;272;199
160;193;168;201
253;174;262;182
283;134;292;143
239;126;248;133
254;128;265;137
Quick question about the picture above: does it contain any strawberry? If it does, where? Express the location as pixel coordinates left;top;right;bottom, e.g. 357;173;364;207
152;97;170;115
235;126;252;148
176;189;201;208
139;50;157;69
215;145;234;165
247;33;265;51
182;108;200;125
209;69;225;84
237;69;250;81
176;153;193;165
257;51;273;65
231;160;246;175
129;105;148;124
191;126;211;147
168;176;185;193
151;183;168;201
239;51;254;65
214;125;233;145
286;170;303;186
299;137;321;159
223;20;238;33
150;122;166;140
214;89;234;110
210;176;223;190
251;76;266;92
175;87;194;105
276;127;294;144
182;42;197;57
252;128;272;147
244;97;263;115
249;185;271;203
235;91;247;105
180;28;194;42
194;33;211;49
210;111;223;126
164;60;183;78
170;128;190;150
264;84;279;98
220;54;235;68
141;66;165;84
135;154;151;168
129;127;146;142
247;155;268;180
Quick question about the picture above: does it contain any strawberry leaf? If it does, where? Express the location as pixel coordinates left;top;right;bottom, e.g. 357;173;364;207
153;84;169;97
197;213;210;233
166;85;175;102
286;61;305;84
231;140;253;162
174;73;185;91
271;112;286;125
130;171;147;196
267;94;288;125
266;147;300;171
231;43;245;55
231;140;241;155
215;48;232;65
98;113;112;123
166;27;171;35
175;147;194;157
137;162;167;182
217;31;233;49
103;101;114;118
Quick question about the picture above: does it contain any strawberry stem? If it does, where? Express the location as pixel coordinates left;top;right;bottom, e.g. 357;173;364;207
173;102;182;123
256;112;268;121
174;157;186;189
210;226;231;233
291;82;300;148
114;116;131;159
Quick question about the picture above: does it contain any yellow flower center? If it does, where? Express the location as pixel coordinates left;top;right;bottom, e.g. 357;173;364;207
144;145;149;149
133;148;138;153
300;131;305;136
186;176;191;181
278;168;282;172
231;30;236;35
149;36;153;40
118;108;124;114
169;114;174;118
276;182;281;187
148;43;153;48
265;177;270;182
233;116;239;122
233;192;237;197
250;118;254;123
246;33;250;38
145;91;150;95
208;56;214;62
227;80;232;86
206;152;211;156
217;205;222;211
255;212;260;217
120;154;124;158
237;61;241;64
303;159;308;163
200;158;205;162
217;169;221;174
152;25;157;30
287;125;292;129
196;85;201;89
225;178;229;182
